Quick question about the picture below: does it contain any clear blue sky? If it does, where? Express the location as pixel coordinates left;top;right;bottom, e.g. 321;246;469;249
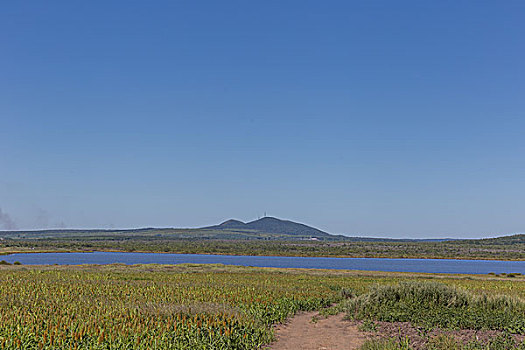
1;1;524;238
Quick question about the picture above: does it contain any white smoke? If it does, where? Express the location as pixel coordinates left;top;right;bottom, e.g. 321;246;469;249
0;207;17;230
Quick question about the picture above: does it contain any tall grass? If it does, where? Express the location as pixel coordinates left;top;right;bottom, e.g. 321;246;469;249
345;281;525;333
0;266;344;349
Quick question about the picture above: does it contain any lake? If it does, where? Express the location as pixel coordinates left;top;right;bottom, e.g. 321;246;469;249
3;251;524;274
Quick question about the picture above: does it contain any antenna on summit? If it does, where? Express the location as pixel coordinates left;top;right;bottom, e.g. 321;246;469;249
264;211;266;217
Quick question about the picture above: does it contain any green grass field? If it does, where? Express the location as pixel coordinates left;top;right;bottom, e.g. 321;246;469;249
0;264;523;349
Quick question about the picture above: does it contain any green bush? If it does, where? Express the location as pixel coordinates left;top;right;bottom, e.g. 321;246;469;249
345;281;525;334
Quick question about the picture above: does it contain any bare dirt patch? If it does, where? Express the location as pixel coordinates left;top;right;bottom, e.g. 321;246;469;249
265;312;369;350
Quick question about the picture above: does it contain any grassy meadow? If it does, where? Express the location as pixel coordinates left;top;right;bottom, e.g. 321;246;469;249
0;264;524;349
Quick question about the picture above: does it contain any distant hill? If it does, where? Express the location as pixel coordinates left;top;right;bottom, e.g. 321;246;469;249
0;217;338;240
1;219;523;245
203;217;333;238
452;233;525;246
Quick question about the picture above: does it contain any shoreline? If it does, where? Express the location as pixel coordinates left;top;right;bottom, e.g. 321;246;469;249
2;248;525;262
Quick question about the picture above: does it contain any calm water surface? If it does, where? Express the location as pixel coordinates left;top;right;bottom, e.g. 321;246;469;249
3;252;524;274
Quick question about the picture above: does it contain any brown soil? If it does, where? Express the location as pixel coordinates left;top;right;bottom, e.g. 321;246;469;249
371;321;525;350
265;312;369;350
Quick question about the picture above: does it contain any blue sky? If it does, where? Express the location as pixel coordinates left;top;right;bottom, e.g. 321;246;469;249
1;1;524;238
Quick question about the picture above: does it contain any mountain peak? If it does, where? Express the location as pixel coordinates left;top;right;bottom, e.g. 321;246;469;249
217;219;246;228
251;216;281;223
203;216;331;238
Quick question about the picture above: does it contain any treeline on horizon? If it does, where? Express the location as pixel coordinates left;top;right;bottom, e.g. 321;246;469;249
1;233;524;260
1;226;524;243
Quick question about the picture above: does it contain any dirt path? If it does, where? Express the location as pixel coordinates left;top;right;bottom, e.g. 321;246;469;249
265;312;369;350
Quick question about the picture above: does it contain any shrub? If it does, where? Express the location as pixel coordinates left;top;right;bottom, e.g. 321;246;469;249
345;281;525;334
339;287;356;299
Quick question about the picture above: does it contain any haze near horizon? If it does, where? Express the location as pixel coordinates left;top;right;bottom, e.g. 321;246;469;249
1;1;524;238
